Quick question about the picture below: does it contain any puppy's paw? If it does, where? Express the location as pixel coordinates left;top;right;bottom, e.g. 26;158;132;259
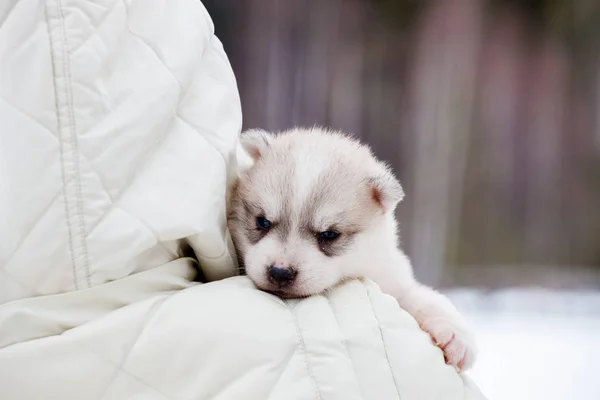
420;316;477;372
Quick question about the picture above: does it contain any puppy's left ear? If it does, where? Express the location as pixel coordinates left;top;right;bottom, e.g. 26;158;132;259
240;129;274;161
368;167;404;212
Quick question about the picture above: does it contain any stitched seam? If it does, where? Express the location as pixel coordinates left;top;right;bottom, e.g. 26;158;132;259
63;115;176;244
0;93;151;269
41;0;221;291
57;0;91;288
1;103;190;271
0;93;137;276
285;302;322;400
45;0;80;290
364;282;402;400
325;294;365;400
46;0;91;290
0;90;169;257
72;120;178;260
0;94;162;272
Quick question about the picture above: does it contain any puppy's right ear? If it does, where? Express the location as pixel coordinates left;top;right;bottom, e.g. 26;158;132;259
367;166;405;213
240;129;273;161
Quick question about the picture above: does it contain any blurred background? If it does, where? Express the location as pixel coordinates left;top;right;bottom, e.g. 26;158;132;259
203;1;600;398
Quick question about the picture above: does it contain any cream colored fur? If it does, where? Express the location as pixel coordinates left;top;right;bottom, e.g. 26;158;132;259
228;127;477;371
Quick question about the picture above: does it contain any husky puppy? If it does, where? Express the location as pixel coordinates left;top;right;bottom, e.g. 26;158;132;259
228;127;477;371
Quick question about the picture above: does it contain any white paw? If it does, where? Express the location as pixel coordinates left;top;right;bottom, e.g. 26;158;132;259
420;316;477;372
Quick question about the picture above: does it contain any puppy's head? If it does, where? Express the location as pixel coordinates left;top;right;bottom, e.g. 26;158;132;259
228;127;404;297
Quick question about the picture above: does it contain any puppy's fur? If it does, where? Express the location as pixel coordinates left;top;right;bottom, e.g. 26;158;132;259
228;127;477;371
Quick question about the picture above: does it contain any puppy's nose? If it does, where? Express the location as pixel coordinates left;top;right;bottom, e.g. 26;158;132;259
267;265;297;286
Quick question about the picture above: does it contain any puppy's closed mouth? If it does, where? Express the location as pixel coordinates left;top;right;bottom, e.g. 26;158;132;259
262;288;311;299
265;289;291;298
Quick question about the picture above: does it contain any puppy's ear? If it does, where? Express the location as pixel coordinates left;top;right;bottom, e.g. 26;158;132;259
240;129;273;161
368;166;404;212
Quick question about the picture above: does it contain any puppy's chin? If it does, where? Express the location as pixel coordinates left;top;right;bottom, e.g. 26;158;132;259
248;276;330;299
254;282;319;299
263;288;311;299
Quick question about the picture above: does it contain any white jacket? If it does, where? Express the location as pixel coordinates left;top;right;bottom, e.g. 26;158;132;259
0;1;486;398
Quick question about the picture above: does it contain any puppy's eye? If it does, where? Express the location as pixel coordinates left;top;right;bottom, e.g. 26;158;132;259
318;230;340;241
256;216;271;231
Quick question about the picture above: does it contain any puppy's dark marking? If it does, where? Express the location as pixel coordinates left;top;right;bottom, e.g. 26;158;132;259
317;231;357;257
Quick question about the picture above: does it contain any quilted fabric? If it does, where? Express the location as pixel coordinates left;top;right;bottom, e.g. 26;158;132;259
0;0;241;304
0;270;485;400
0;1;486;398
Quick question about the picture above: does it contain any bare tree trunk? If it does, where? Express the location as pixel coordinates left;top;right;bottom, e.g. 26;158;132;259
296;0;342;126
408;0;482;285
264;0;300;131
327;1;367;135
474;11;525;263
595;66;600;151
524;40;567;264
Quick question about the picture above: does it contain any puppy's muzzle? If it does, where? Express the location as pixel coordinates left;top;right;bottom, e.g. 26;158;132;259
267;265;297;287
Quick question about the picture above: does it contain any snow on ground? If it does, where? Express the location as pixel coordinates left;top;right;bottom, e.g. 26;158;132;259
445;288;600;400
